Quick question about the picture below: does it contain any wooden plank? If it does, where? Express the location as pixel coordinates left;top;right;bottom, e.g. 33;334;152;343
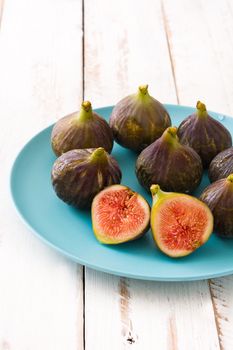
0;0;4;26
84;0;220;349
0;0;83;349
83;0;177;107
162;0;233;348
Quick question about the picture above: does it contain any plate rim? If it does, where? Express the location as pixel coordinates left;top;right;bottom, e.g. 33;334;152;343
10;103;233;281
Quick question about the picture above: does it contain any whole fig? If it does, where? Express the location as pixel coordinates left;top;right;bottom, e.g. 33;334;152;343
51;147;122;209
200;174;233;237
109;85;171;152
51;101;113;156
177;101;232;167
136;126;203;193
209;147;233;182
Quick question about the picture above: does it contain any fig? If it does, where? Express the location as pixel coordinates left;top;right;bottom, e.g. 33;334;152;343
209;147;233;182
51;101;113;156
136;126;203;193
51;147;121;209
200;174;233;238
109;85;171;152
92;185;150;244
177;101;232;167
150;185;213;257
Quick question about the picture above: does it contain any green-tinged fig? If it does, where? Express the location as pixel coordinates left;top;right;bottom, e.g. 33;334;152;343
177;101;232;167
200;174;233;237
109;85;171;152
209;147;233;182
136;126;203;193
92;185;150;244
51;101;113;156
150;185;213;257
51;147;121;209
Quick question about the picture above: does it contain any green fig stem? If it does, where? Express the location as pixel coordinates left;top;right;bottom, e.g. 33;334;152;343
77;101;93;122
136;84;151;101
150;184;165;202
90;147;108;163
138;84;149;95
196;100;208;118
150;184;160;196
162;126;179;146
227;174;233;183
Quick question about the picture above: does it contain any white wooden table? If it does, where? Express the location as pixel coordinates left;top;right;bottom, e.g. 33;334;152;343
1;0;233;349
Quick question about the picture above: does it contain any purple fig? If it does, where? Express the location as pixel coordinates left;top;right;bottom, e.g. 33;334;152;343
177;101;232;168
209;147;233;182
136;126;203;193
200;174;233;237
51;101;113;156
109;85;171;152
51;147;122;209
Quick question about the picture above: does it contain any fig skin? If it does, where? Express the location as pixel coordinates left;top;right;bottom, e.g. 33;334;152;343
136;126;203;193
51;101;113;156
109;85;171;152
92;184;150;244
200;174;233;238
51;147;122;209
209;147;233;182
177;101;232;168
150;185;213;257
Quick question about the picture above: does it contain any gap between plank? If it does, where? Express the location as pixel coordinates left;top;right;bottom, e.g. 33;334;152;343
82;0;85;101
82;266;86;350
0;0;5;28
208;280;223;350
161;0;180;104
82;1;86;349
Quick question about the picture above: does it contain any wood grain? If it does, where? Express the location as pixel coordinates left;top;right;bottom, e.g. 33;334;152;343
84;1;220;349
0;0;83;349
0;0;4;27
84;0;177;107
1;0;233;348
162;0;233;348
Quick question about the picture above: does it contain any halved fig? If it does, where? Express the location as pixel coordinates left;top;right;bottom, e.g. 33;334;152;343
92;185;150;244
150;185;213;257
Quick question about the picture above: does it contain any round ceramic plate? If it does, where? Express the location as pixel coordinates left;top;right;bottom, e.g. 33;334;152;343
10;104;233;281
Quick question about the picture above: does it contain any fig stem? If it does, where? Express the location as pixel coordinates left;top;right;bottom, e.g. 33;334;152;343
162;126;179;146
150;184;165;203
138;84;149;95
150;184;160;196
227;174;233;183
196;100;208;118
78;101;93;121
90;147;108;163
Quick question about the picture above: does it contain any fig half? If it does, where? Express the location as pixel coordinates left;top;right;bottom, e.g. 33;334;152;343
51;101;113;156
51;147;121;209
200;174;233;237
109;85;171;152
92;185;150;244
136;126;203;193
208;147;233;182
177;101;232;167
150;185;213;257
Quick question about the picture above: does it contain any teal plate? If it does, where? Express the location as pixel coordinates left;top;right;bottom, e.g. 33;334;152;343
10;105;233;281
